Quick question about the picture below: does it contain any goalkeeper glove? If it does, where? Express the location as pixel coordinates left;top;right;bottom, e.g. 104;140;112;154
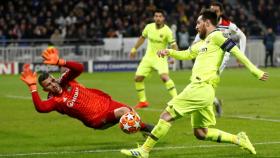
20;64;37;92
42;47;65;66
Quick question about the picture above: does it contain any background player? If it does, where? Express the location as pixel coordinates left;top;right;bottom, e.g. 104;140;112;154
193;1;247;116
130;9;178;109
121;9;268;158
20;47;153;133
210;1;247;73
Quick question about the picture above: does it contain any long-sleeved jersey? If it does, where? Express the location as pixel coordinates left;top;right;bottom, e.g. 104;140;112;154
168;30;263;87
31;61;119;128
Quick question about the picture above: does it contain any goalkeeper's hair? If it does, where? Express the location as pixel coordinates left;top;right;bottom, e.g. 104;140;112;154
38;72;50;87
154;9;166;17
199;9;218;26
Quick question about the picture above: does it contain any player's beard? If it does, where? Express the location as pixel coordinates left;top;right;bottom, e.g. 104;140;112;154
52;82;63;95
155;21;164;28
199;27;207;39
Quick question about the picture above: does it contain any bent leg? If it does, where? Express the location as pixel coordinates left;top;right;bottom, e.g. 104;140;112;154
160;73;177;98
192;107;256;154
142;110;175;152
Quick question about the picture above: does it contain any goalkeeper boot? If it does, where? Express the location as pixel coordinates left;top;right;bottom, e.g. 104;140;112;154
135;101;149;109
120;147;149;158
237;132;256;154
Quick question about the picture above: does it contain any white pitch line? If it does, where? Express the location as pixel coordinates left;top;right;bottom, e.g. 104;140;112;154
5;95;280;123
5;95;31;100
140;108;280;123
0;141;279;157
226;115;280;123
3;95;280;123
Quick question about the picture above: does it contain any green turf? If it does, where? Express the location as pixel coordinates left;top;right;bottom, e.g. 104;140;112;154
0;68;279;158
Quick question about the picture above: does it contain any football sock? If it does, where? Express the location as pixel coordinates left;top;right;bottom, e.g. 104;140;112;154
142;119;171;152
135;81;146;102
205;128;238;144
164;79;177;98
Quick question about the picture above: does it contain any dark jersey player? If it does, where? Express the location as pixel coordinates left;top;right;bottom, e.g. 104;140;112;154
20;47;153;133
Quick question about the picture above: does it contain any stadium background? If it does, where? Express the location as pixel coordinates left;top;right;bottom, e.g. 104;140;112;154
0;0;280;158
0;0;280;73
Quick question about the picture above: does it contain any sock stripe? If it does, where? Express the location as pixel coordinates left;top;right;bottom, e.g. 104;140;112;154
217;133;222;143
149;134;159;141
137;89;144;92
167;87;175;91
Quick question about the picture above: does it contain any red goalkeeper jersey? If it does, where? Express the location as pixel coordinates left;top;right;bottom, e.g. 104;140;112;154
31;61;116;128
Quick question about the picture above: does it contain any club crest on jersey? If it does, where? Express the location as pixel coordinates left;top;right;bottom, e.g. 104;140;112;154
63;97;67;102
199;46;207;54
67;87;79;107
67;86;72;92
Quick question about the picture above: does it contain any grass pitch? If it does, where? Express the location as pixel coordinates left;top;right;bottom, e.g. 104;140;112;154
0;68;279;158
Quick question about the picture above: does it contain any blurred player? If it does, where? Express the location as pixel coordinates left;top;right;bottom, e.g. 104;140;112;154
193;1;247;116
20;47;153;133
121;9;268;158
130;9;178;109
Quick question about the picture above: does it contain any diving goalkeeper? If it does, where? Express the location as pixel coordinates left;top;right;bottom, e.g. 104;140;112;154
21;47;153;133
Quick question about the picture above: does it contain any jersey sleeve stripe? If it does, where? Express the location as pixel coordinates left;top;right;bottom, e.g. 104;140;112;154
220;38;236;52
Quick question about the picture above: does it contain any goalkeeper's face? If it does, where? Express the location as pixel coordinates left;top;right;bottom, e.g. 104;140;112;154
154;12;165;25
41;76;62;95
196;16;207;39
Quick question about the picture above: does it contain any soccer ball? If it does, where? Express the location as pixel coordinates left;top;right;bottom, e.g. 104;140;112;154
119;111;141;134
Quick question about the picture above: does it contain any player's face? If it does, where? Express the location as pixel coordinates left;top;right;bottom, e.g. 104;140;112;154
154;12;165;25
210;5;222;16
196;16;207;39
41;76;62;94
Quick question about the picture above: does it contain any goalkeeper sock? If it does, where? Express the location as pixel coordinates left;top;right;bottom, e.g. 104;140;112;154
135;81;146;102
205;128;238;144
164;79;177;98
142;119;171;152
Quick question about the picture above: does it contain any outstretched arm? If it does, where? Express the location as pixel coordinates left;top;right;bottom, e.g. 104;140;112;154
31;92;56;113
130;36;145;59
157;42;199;60
20;64;56;113
212;31;268;81
230;46;268;80
41;47;84;84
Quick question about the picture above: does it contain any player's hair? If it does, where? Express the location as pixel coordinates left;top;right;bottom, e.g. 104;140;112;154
38;72;50;87
210;1;230;20
211;1;224;12
199;9;218;26
154;9;166;17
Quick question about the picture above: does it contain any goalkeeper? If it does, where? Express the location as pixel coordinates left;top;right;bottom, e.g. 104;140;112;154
21;47;153;133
